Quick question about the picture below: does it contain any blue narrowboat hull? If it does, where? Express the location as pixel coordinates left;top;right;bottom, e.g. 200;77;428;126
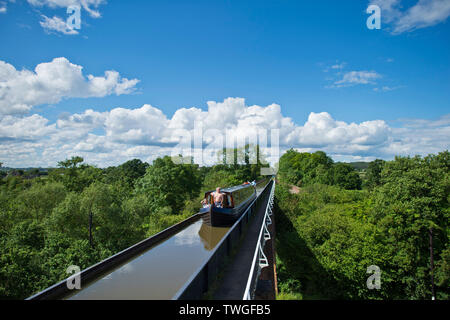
201;193;256;227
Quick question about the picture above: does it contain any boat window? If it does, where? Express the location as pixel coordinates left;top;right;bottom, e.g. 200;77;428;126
232;186;254;207
220;194;226;207
234;193;240;205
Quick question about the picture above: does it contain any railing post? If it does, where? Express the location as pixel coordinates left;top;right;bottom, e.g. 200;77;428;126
242;178;276;300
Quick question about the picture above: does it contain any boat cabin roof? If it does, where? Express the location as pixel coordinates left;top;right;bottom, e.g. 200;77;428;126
205;183;253;195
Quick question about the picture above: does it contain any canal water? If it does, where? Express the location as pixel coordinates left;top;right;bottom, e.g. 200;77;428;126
67;220;229;300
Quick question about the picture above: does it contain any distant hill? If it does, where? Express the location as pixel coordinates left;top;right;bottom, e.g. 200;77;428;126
346;162;370;171
0;167;51;178
0;167;50;171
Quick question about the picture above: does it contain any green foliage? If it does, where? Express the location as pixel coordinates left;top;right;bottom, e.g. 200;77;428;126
135;156;202;214
365;159;385;189
0;238;42;299
103;159;149;197
275;151;449;300
16;182;67;221
278;149;361;190
57;156;84;169
435;246;450;299
278;149;332;185
276;291;303;300
202;169;241;190
48;192;87;240
275;184;385;299
36;233;110;294
369;151;449;299
50;157;103;193
331;163;362;190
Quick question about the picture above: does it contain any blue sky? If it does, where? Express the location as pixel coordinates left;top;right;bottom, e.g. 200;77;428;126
0;0;449;167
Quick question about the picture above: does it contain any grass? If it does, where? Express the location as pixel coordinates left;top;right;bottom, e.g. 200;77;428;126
276;291;303;300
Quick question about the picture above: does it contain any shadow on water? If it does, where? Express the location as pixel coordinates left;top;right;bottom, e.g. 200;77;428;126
274;199;350;300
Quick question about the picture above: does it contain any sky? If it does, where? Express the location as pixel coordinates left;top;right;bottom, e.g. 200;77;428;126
0;0;449;167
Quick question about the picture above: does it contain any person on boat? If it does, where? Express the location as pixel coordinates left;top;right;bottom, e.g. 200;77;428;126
212;187;224;208
201;198;209;208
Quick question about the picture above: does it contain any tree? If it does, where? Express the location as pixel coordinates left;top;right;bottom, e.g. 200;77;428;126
371;151;449;299
49;181;143;251
216;144;269;182
331;163;362;190
365;159;385;189
57;156;84;169
48;192;87;240
278;150;334;186
202;169;241;191
103;159;149;196
51;156;102;192
134;156;202;214
16;182;67;221
80;182;133;250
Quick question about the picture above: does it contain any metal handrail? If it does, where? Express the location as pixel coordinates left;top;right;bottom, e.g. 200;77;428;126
242;178;275;300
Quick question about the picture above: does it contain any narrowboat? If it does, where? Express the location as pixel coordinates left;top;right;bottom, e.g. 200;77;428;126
200;183;257;227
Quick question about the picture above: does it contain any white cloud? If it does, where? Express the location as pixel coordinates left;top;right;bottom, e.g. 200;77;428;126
0;57;139;115
332;71;381;87
287;112;390;147
324;62;398;91
398;114;450;128
369;0;450;33
322;61;346;73
1;97;447;168
373;85;403;92
27;0;106;18
381;120;450;156
0;2;6;13
0;114;56;141
39;15;79;35
22;0;107;34
330;62;346;70
57;109;107;130
105;104;170;144
370;0;402;23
